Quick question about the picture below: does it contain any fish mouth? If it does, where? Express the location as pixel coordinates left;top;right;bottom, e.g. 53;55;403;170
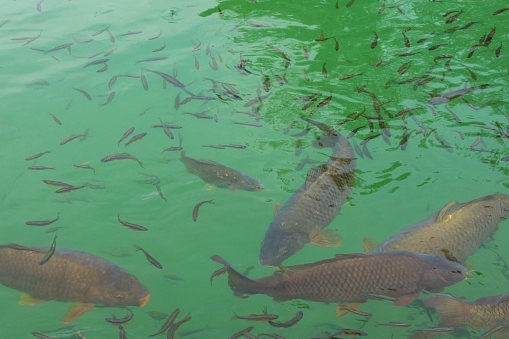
258;259;277;268
138;294;150;307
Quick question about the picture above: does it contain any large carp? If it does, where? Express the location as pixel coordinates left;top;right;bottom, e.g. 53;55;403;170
363;193;509;263
0;244;150;323
259;132;356;267
212;251;466;317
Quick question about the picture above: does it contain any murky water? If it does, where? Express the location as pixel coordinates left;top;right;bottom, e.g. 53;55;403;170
1;0;509;338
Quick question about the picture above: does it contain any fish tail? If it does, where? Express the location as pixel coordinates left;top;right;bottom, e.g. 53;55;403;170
133;244;142;251
423;294;468;327
210;255;258;297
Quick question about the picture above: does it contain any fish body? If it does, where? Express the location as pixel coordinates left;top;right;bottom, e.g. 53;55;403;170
134;245;162;269
180;152;264;192
365;193;509;263
259;132;355;267
101;153;143;168
0;244;149;322
424;293;509;329
427;84;489;105
212;251;466;305
26;213;60;226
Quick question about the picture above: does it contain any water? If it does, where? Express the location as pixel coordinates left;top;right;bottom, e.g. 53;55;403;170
1;0;508;337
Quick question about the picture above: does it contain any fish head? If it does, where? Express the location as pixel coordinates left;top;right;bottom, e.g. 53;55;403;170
86;272;150;307
420;256;467;289
237;175;264;192
259;230;308;267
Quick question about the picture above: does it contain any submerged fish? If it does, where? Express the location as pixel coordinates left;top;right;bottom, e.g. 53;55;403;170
212;252;466;308
427;84;489;105
259;132;355;267
180;152;264;192
424;293;509;329
101;153;143;168
0;243;149;323
362;193;509;263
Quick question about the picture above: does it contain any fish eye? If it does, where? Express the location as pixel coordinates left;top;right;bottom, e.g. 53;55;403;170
114;295;124;300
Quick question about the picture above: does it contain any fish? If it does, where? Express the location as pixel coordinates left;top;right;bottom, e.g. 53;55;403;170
118;127;135;146
494;8;509;15
427;84;489;105
31;332;55;339
156;185;166;201
339;73;363;80
42;180;71;187
192;200;215;222
55;185;85;193
134;245;162;269
185;112;213;119
26;213;60;226
148;308;180;337
73;164;95;174
135;57;168;64
233;311;279;322
395;52;421;57
100;92;115;107
166;313;192;339
118;214;148;231
60;134;86;146
101;153;143;168
398;61;412;75
233;122;263;127
337;307;372;317
268;311;303;328
159;118;174;140
125;133;147;147
322;62;327;78
211;252;466;310
362;193;509;263
28;166;54;170
0;243;149;322
376;322;411;328
424;292;509;330
72;88;92;101
39;234;58;265
50;114;62;125
229;326;254;339
180;152;264;192
371;32;378;49
106;308;135;327
332;329;368;337
259;132;355;267
164;274;184;281
26;151;51;161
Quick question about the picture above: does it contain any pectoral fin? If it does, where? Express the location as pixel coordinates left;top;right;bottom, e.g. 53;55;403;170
273;202;284;216
362;237;379;253
425;287;444;293
19;293;49;305
336;302;361;318
203;184;217;191
393;291;421;306
309;229;343;248
60;303;94;323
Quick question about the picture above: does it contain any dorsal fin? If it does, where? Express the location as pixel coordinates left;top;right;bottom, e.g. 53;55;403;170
436;201;461;222
273;202;284;216
305;164;327;188
284;253;366;272
494;293;509;306
198;159;223;166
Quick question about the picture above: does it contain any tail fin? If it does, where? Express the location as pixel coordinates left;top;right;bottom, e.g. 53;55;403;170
210;255;258;297
423;294;468;327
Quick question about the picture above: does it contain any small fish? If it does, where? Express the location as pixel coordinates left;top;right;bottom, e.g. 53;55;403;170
42;180;71;187
332;329;368;337
118;127;135;146
494;8;509;15
245;18;271;28
73;164;95;174
125;133;147;147
166;313;192;339
378;0;385;13
398;61;412;75
322;62;327;78
118;214;148;231
371;32;378;49
395;107;423;117
135;57;168;64
395;52;421;57
100;92;115;107
55;185;85;193
49;113;62;125
32;333;55;339
60;134;86;146
39;234;57;265
148;308;180;337
26;151;51;161
339;73;363;80
429;44;448;51
233;122;263;128
376;322;411;328
402;32;410;47
233;312;279;322
156;185;166;201
159;118;174;140
134;245;162;269
360;133;381;146
413;327;457;334
222;144;247;149
202;145;226;149
338;307;372;317
28;166;55;170
268;311;303;328
185;112;213;119
26;213;60;226
105;308;134;326
496;43;502;58
193;200;215;222
45;227;64;233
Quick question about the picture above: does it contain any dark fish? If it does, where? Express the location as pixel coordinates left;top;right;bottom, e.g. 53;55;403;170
268;311;303;328
339;73;363;80
118;215;148;231
60;134;86;146
233;312;279;322
159;118;174;140
45;227;63;233
28;166;55;170
427;84;489;105
55;185;85;193
233;122;263;127
0;243;150;322
212;252;466;308
259;132;354;266
42;180;71;187
100;92;115;107
376;322;411;328
83;59;109;68
496;43;502;58
398;61;412;75
402;32;410;47
332;329;368;337
156;185;166;201
185;112;213;119
26;151;51;161
229;326;254;339
360;133;381;146
458;21;480;30
363;193;509;263
125;133;147;147
118;127;135;146
395;52;421;57
37;235;56;267
322;62;327;78
135;57;168;64
181;152;263;192
144;69;186;89
347;126;366;139
134;245;162;269
26;213;60;226
49;114;62;125
494;8;509;15
73;164;95;174
166;313;192;339
245;18;271;28
222;144;247;149
337;307;372;317
105;308;133;325
317;91;333;108
32;333;55;339
202;145;226;149
429;44;448;51
192;200;215;222
302;45;309;60
371;32;378;49
148;308;180;337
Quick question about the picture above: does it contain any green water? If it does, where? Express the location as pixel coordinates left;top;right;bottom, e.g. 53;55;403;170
1;0;509;337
